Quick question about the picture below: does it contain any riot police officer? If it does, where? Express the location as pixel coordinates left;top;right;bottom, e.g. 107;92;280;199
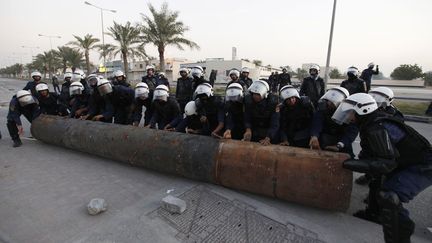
240;67;253;88
142;65;160;95
369;87;403;120
149;85;181;130
6;90;40;147
175;67;194;113
243;80;279;145
97;79;135;124
278;68;291;90
340;66;367;95
309;87;357;157
35;83;67;116
191;66;211;91
176;83;224;137
82;74;110;122
223;83;245;140
132;82;152;126
23;71;43;97
112;70;130;87
300;64;325;107
59;72;73;111
279;85;314;148
226;69;248;92
335;93;432;243
360;62;379;92
69;82;89;119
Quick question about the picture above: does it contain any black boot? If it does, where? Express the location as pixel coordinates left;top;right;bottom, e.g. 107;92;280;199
353;209;381;224
13;138;22;147
399;217;415;243
355;174;372;185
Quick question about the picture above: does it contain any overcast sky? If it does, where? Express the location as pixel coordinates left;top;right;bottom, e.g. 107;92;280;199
1;0;431;76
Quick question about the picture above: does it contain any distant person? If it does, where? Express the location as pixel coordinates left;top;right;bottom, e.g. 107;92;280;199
23;71;43;97
52;75;60;94
278;68;291;90
240;67;253;88
360;62;379;92
300;64;325;107
112;70;130;87
426;102;432;116
226;69;248;92
340;66;367;95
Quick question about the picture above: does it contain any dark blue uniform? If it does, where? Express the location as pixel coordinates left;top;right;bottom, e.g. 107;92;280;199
23;80;40;97
346;114;432;242
360;66;379;92
150;97;182;129
244;94;280;143
239;76;253;88
310;102;358;157
224;100;245;140
104;85;135;125
175;76;194;113
70;94;90;118
6;96;40;141
300;77;325;107
87;87;111;122
132;97;152;126
279;97;314;148
37;92;68;116
341;77;367;95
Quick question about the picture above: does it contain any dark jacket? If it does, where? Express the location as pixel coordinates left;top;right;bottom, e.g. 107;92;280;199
150;97;182;129
279;97;314;146
300;76;325;106
7;96;40;125
341;77;367;95
244;94;280;141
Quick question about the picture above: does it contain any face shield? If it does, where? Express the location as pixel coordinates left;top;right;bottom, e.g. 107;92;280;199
69;87;83;96
225;87;243;103
97;83;113;96
17;94;36;106
153;89;168;102
135;87;149;99
331;99;357;125
369;92;389;108
320;89;347;108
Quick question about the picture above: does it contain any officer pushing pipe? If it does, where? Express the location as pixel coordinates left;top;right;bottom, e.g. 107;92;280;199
31;114;353;211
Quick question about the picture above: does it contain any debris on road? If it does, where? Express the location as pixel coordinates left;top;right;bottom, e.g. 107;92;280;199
87;198;107;215
162;195;187;214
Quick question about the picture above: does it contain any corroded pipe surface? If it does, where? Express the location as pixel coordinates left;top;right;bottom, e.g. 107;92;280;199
31;115;352;211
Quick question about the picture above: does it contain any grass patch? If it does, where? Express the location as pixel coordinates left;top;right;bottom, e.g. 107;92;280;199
393;100;430;116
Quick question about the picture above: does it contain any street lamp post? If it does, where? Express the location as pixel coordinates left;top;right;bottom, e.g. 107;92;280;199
38;34;61;50
84;1;116;77
324;0;337;90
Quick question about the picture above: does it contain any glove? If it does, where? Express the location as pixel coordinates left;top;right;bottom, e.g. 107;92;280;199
343;159;397;175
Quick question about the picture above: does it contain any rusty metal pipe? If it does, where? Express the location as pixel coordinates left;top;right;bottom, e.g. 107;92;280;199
31;115;352;211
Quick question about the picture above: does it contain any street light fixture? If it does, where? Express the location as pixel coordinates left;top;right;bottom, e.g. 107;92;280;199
38;34;61;50
324;0;337;89
84;1;116;76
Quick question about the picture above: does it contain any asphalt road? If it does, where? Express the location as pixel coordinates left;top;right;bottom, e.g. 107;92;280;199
0;78;431;243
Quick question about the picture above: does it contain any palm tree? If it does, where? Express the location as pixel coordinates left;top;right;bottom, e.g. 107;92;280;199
140;2;199;71
67;34;99;75
33;50;60;80
95;43;116;62
253;60;262;66
56;46;84;72
106;21;147;74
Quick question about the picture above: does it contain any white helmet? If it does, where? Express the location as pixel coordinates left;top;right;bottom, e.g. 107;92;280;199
31;71;42;78
159;72;166;77
191;66;204;78
319;87;350;108
153;85;169;101
194;83;213;99
97;78;113;96
179;67;189;73
347;66;359;77
248;80;269;99
184;101;197;116
225;83;244;102
309;64;320;73
72;69;85;82
332;93;378;125
16;90;36;106
64;72;73;80
86;74;100;87
113;70;124;77
369;87;394;108
241;67;250;73
69;81;84;96
135;82;150;99
368;62;375;68
146;65;155;71
280;85;300;101
229;69;240;79
36;83;49;92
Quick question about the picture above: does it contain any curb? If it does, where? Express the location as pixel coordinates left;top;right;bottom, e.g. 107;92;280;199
404;115;432;123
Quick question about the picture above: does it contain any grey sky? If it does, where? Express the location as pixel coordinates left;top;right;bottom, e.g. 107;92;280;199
1;0;431;76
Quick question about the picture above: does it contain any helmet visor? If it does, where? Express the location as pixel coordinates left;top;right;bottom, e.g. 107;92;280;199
135;88;149;99
98;83;113;96
331;100;356;125
320;89;347;108
18;94;36;106
369;92;389;108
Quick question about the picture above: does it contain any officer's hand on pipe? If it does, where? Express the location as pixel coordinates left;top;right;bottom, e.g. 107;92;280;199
132;122;139;127
80;115;89;120
260;137;271;146
309;136;321;150
92;115;104;121
211;131;222;139
223;130;232;139
242;129;252;141
324;145;339;152
279;140;289;146
186;128;199;134
17;125;23;135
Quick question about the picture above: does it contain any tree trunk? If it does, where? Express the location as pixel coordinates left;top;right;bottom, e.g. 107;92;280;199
122;52;128;74
85;50;91;76
158;45;165;72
